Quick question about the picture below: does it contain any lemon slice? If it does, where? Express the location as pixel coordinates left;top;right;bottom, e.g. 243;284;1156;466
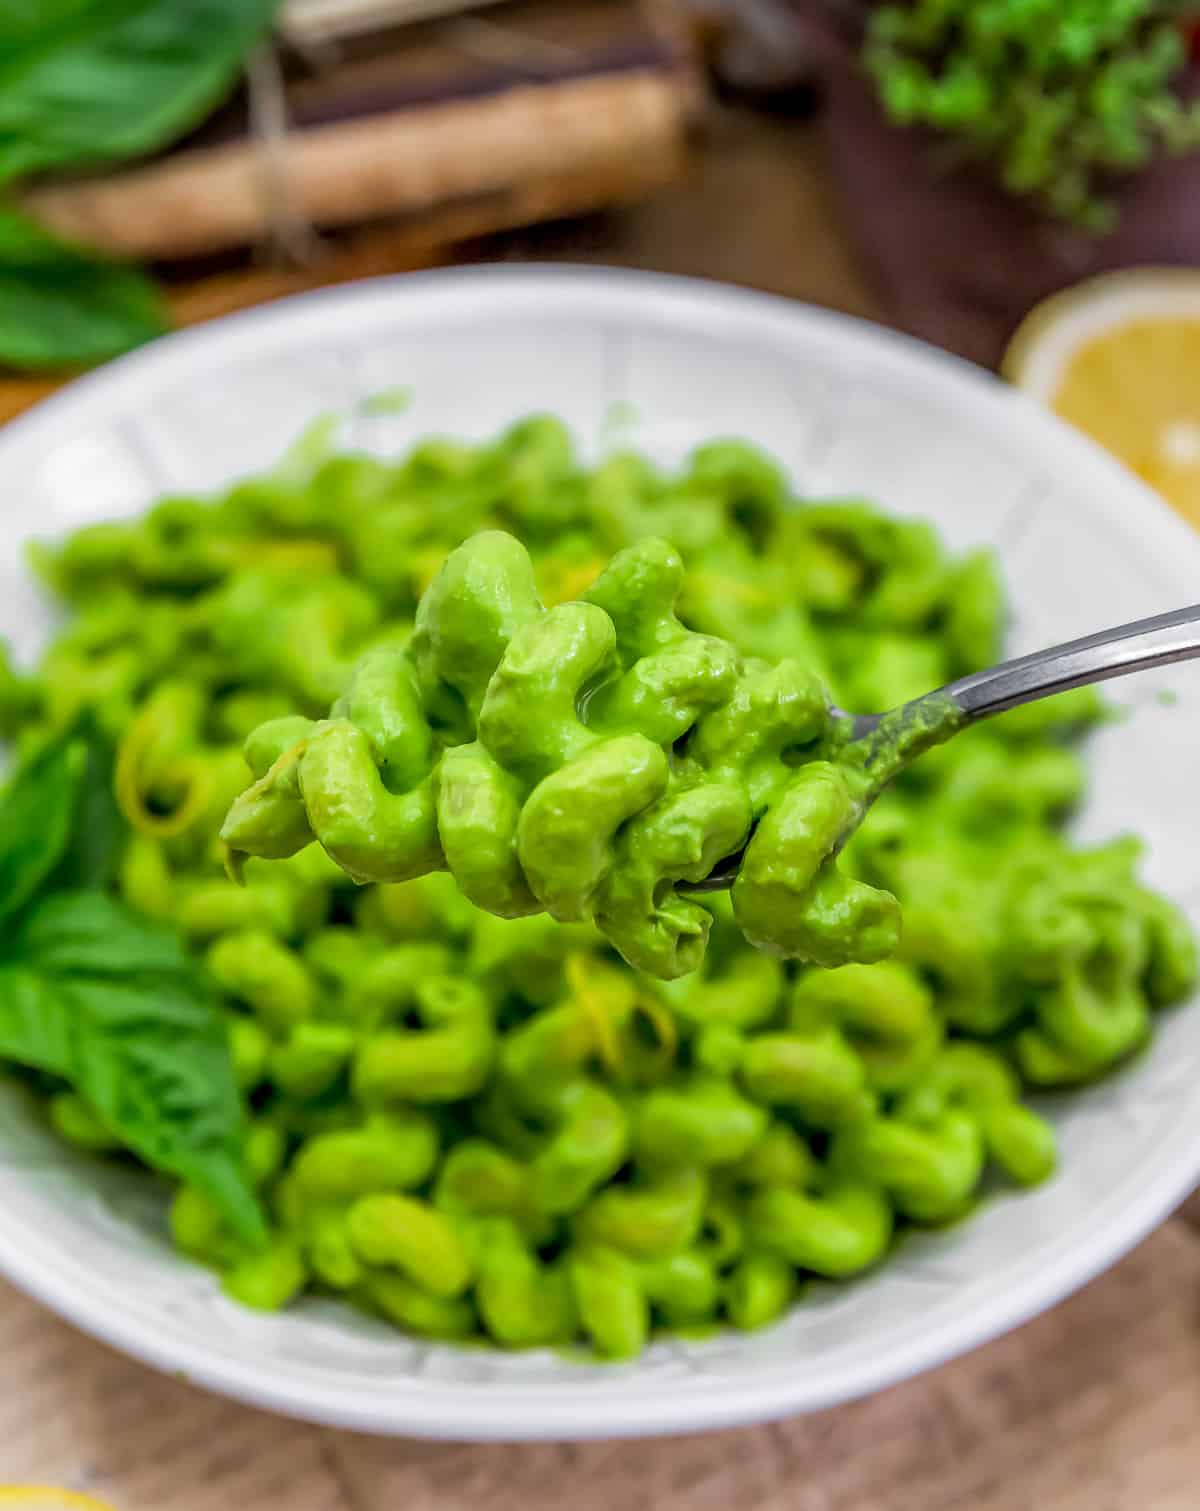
0;1490;118;1511
1003;269;1200;527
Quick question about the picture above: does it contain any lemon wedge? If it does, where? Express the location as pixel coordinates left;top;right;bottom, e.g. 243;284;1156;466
1003;269;1200;527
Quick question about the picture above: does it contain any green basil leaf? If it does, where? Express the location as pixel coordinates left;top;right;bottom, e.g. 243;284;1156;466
0;736;85;927
63;973;265;1245
15;889;197;981
0;0;279;184
4;890;266;1246
0;637;39;738
0;209;168;370
49;718;124;891
0;963;73;1075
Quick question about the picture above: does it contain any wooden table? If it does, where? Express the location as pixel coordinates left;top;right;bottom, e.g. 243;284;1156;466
3;103;1198;1510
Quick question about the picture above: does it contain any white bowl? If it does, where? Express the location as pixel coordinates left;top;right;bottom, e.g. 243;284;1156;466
1;266;1199;1440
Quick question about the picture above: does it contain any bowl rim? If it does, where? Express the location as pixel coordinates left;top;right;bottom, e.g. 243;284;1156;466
2;262;1199;1440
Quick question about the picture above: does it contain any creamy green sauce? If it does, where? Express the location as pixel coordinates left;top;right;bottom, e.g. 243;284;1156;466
3;417;1192;1358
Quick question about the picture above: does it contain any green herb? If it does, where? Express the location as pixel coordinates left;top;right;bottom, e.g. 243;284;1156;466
0;714;127;907
0;963;74;1076
0;0;280;370
0;209;167;370
48;717;125;892
0;730;266;1246
0;0;278;184
0;735;84;929
0;892;266;1244
864;0;1200;229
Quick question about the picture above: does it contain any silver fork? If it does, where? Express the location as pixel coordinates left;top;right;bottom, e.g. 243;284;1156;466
683;602;1200;894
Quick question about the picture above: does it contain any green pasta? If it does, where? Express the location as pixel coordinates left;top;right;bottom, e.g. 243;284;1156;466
1;413;1194;1360
223;530;904;976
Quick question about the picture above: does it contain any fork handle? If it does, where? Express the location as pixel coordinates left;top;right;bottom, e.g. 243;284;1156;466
682;602;1200;896
945;602;1200;721
853;600;1200;789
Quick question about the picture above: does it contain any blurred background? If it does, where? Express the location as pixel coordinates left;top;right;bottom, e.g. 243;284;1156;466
5;0;1200;521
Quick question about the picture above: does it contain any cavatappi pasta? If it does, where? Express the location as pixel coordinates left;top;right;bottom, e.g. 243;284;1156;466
222;529;910;976
2;416;1193;1358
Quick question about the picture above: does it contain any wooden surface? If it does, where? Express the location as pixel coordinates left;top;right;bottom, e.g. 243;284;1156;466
5;1218;1200;1509
0;103;873;427
2;103;1197;1509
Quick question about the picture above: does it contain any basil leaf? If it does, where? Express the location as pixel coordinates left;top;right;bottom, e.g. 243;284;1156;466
0;0;279;184
0;715;124;917
15;889;195;980
2;890;266;1246
0;963;72;1075
49;718;124;891
0;637;39;738
0;736;84;927
62;973;265;1246
0;209;167;370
